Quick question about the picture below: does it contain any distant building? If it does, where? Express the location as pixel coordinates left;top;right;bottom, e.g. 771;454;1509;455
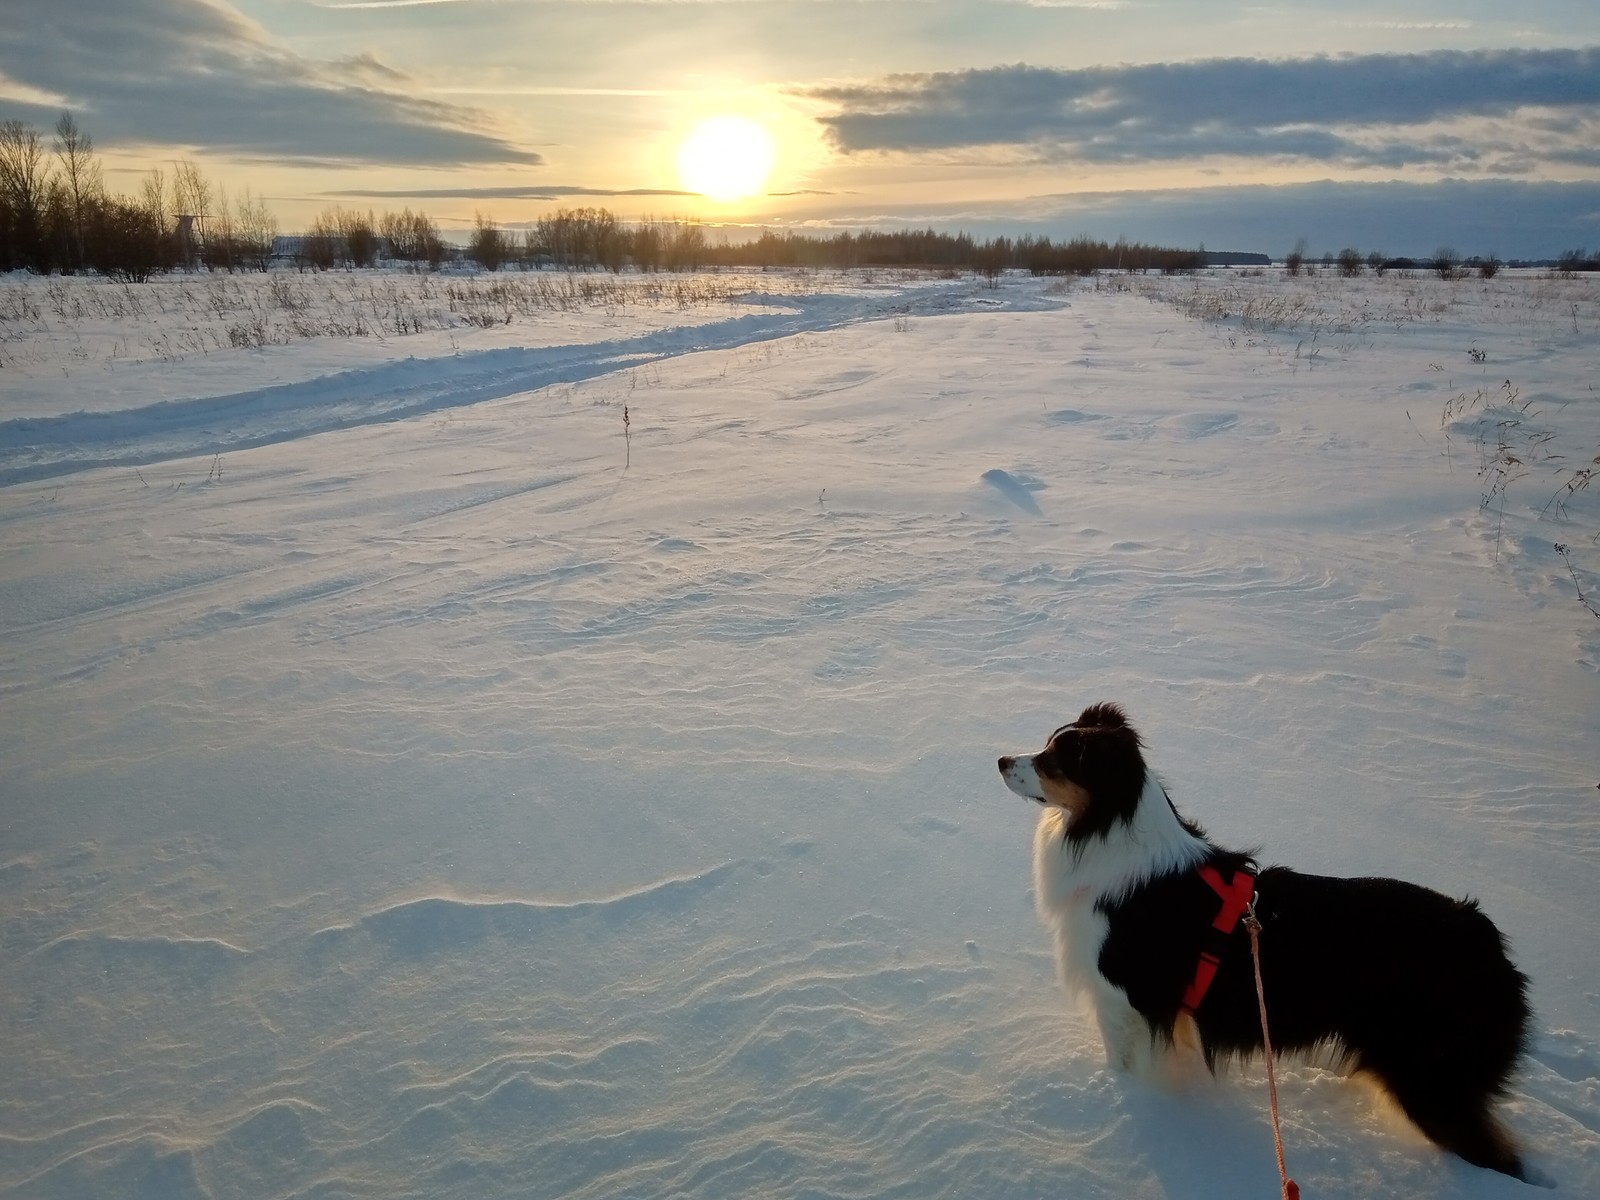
1199;250;1271;267
270;235;312;263
174;214;205;268
270;235;399;266
270;235;466;268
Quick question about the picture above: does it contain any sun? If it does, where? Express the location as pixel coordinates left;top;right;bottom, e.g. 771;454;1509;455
675;116;777;204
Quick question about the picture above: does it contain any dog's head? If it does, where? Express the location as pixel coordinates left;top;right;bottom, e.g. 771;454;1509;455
998;702;1148;840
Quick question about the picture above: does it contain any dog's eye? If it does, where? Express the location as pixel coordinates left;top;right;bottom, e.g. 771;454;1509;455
1038;732;1084;777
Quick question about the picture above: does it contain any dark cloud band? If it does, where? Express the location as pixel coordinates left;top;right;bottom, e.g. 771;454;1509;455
811;49;1600;166
0;0;540;168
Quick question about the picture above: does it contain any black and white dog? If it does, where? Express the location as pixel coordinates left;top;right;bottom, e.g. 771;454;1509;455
998;702;1531;1180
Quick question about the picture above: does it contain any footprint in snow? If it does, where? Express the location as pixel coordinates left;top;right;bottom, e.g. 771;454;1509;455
1169;412;1239;439
981;468;1044;516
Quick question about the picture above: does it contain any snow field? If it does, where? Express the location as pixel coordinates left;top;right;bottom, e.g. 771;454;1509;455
1;268;1597;1198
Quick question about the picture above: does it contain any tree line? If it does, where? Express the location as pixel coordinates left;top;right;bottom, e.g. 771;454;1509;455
1282;240;1506;280
510;218;1203;275
0;115;281;279
1282;239;1599;280
342;214;1205;277
3;111;1209;280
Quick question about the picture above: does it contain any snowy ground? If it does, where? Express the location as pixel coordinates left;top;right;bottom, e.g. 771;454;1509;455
2;266;1597;1199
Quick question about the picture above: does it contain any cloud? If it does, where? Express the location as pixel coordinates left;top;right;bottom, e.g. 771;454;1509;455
0;0;541;168
777;179;1600;261
324;185;694;199
312;1;467;8
809;49;1600;170
335;53;412;85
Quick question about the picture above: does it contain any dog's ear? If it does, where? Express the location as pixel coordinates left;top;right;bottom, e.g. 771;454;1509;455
1058;709;1147;841
1075;701;1132;732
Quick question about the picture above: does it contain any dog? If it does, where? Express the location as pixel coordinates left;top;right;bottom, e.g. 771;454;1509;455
998;702;1530;1180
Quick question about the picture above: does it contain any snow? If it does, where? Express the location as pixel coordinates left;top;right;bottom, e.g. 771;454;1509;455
2;265;1598;1199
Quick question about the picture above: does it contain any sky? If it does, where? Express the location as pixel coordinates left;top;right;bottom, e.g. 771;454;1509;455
3;0;1600;257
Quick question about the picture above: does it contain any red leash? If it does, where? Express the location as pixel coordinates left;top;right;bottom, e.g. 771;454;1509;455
1244;897;1300;1200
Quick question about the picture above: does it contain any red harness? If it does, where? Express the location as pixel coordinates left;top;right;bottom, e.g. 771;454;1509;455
1179;864;1258;1016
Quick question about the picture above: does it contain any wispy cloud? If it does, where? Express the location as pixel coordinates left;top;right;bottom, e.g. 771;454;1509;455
424;87;677;98
0;0;540;168
324;185;693;199
311;0;467;9
1336;21;1474;30
809;48;1600;170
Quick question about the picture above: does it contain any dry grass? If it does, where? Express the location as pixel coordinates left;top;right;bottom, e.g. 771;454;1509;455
0;267;825;369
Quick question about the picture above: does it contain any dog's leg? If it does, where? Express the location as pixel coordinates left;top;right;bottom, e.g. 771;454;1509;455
1407;1101;1524;1180
1370;1067;1525;1180
1091;984;1146;1072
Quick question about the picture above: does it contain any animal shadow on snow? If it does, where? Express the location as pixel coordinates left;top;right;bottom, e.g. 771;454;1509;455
1113;1080;1302;1195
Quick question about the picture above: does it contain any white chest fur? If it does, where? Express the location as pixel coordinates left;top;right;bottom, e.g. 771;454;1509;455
1030;779;1208;1072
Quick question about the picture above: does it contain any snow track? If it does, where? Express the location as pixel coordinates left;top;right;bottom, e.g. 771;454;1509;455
0;279;1055;484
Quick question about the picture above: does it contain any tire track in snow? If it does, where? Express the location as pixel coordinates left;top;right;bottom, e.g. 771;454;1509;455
0;282;1060;485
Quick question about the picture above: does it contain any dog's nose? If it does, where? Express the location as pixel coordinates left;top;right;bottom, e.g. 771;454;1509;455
998;755;1014;773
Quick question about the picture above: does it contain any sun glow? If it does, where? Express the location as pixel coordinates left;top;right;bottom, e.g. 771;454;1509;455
674;116;777;203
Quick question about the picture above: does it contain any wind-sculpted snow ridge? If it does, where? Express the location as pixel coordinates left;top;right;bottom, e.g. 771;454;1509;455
0;279;1064;485
15;856;1596;1199
35;931;249;971
0;850;1051;1200
310;861;742;953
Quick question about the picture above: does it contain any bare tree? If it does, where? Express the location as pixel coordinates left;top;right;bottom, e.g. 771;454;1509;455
85;197;168;281
339;207;379;267
171;159;212;220
469;210;509;271
1432;246;1461;281
233;187;277;271
975;235;1009;284
585;206;623;272
1556;248;1590;278
141;166;169;234
1284;237;1307;277
380;207;443;268
170;160;213;267
379;209;412;261
304;207;345;270
52;112;102;270
528;207;631;271
0;119;55;270
629;217;664;273
205;186;238;271
666;219;705;272
532;210;575;268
